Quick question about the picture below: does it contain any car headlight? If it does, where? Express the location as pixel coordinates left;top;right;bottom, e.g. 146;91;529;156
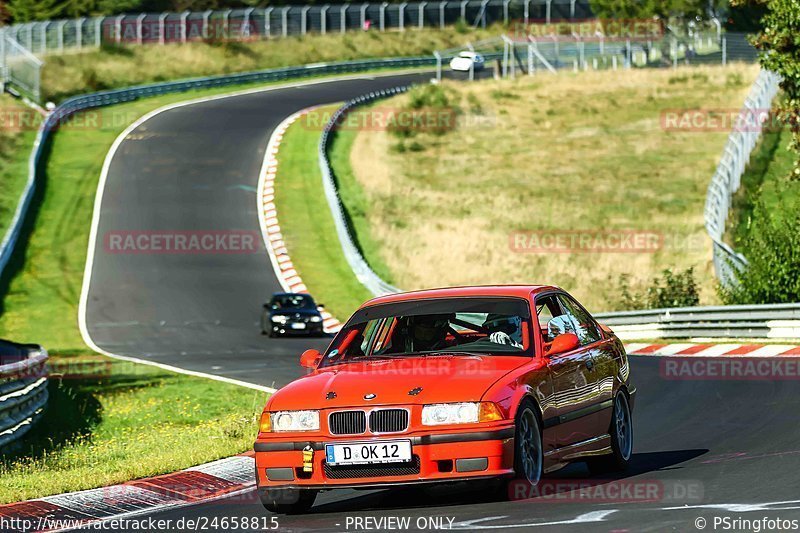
269;410;320;432
421;402;503;425
309;316;322;323
271;315;288;324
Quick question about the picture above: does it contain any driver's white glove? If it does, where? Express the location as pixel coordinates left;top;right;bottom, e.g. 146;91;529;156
489;331;522;349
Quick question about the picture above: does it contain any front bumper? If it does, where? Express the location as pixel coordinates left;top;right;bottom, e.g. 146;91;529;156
254;427;515;490
270;322;324;336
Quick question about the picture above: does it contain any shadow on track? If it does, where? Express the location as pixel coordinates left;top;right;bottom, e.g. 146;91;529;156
308;448;707;515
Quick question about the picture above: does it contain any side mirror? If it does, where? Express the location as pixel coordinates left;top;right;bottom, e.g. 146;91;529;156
545;333;580;357
300;349;321;369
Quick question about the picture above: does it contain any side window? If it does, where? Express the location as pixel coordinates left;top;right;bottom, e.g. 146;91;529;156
557;295;601;346
535;294;573;342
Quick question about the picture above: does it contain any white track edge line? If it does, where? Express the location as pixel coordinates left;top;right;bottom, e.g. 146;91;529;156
76;70;424;392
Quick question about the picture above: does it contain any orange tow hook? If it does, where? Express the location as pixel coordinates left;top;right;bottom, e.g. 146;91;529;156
302;445;314;473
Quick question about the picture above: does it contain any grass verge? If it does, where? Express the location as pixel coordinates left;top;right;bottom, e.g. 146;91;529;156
43;26;503;102
341;64;759;312
0;73;399;502
0;72;416;350
728;125;800;250
0;354;265;504
274;105;374;320
0;96;37;241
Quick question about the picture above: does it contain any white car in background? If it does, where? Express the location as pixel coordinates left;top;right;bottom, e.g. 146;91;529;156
450;51;485;72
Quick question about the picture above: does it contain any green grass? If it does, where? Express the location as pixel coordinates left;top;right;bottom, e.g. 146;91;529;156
0;73;410;350
0;96;37;241
728;125;800;250
338;65;760;312
42;26;504;102
329;125;397;285
274;105;374;320
0;354;266;504
0;74;401;502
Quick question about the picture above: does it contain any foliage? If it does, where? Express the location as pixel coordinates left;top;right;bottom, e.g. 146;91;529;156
616;267;700;310
588;0;726;20
646;267;700;308
720;202;800;304
388;83;461;138
746;0;800;181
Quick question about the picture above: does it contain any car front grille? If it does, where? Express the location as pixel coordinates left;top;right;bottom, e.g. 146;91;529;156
329;410;367;435
369;409;409;433
323;456;421;479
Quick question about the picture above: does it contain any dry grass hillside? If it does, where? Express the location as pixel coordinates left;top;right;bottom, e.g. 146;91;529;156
42;25;503;102
346;64;758;312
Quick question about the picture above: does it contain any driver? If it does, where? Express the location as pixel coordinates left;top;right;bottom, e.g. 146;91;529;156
483;314;523;349
404;314;453;352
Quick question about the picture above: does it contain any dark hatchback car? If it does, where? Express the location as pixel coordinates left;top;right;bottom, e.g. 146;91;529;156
262;293;325;337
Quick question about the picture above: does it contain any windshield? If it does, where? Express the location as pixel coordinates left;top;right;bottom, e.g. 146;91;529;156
270;294;315;311
321;297;532;367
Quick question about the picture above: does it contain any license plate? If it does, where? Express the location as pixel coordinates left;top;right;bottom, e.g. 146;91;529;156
290;322;306;330
325;440;412;466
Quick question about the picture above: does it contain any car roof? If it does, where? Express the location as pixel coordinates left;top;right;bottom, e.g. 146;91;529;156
271;292;312;298
361;285;560;308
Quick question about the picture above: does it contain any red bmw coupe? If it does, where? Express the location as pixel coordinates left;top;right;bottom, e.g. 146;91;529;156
254;285;636;513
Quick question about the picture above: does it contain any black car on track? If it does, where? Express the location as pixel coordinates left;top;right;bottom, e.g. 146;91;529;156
262;293;324;337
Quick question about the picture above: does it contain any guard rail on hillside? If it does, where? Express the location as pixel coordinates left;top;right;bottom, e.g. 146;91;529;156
0;340;48;450
595;303;800;340
0;56;437;280
704;69;782;287
318;87;411;296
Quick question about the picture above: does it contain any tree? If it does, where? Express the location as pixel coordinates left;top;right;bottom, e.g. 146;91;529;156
7;0;65;21
719;202;800;304
589;0;727;21
746;0;800;181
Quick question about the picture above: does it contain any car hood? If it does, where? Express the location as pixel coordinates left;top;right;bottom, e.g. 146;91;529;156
267;355;530;410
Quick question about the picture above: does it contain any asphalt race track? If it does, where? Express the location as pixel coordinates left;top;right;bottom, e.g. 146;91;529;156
111;356;800;532
83;72;443;388
83;73;800;531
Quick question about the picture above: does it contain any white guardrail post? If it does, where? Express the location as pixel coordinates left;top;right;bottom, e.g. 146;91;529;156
0;341;49;450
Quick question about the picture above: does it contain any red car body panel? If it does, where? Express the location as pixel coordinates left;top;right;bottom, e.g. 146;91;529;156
254;285;635;490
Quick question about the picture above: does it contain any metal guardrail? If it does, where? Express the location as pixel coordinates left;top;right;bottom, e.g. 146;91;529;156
595;303;800;340
2;0;593;55
318;87;410;296
0;56;438;281
0;340;48;450
704;69;782;287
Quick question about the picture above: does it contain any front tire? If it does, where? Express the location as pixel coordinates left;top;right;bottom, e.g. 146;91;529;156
588;391;633;475
514;400;543;486
259;488;317;515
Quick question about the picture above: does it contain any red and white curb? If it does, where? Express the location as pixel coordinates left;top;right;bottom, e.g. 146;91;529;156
0;454;256;532
256;108;342;334
625;343;800;357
